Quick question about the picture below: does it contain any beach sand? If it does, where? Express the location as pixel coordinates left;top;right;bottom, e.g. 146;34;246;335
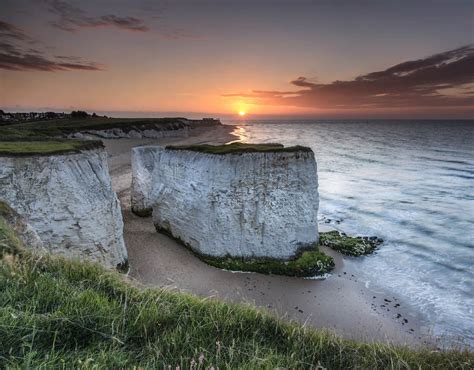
103;124;431;347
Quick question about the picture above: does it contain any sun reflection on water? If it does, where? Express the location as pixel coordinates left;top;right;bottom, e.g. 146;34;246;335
229;125;249;143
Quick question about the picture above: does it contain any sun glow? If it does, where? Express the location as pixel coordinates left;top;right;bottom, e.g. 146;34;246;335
238;110;246;116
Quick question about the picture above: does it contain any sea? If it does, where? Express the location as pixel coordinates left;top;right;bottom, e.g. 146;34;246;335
224;119;474;347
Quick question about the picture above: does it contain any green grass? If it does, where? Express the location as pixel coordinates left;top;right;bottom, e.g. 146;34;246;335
0;214;472;368
4;117;211;137
0;216;23;258
0;201;13;218
0;140;103;156
166;142;312;154
319;231;383;256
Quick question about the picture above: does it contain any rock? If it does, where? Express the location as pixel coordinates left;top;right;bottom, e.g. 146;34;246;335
319;230;382;256
131;145;319;259
0;148;127;268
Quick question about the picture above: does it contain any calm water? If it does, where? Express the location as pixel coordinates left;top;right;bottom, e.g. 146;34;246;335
225;119;474;346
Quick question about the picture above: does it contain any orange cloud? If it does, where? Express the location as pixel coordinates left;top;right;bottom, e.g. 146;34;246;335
224;46;474;110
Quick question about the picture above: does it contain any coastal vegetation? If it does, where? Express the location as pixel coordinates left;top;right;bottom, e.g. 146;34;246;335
157;225;381;276
200;248;335;277
167;142;312;154
320;230;383;256
0;115;219;155
0;204;23;258
156;223;332;277
191;232;384;275
0;211;472;368
0;139;103;156
1;116;203;137
10;117;193;135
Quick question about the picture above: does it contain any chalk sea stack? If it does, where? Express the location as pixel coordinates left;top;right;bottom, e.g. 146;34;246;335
0;142;127;268
131;143;319;260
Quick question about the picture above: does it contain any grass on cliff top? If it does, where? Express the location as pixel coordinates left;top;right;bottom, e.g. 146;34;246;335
0;216;472;368
0;139;103;156
2;117;208;137
166;142;312;154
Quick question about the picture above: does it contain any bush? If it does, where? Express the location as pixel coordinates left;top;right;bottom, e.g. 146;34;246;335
70;110;89;118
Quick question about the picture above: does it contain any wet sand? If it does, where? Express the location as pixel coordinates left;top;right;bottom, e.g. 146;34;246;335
103;125;431;347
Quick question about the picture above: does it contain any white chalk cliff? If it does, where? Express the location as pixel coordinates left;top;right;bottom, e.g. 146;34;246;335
131;146;319;259
0;148;127;268
70;119;221;139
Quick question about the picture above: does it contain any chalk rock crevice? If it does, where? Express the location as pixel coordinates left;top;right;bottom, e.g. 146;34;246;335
131;146;319;260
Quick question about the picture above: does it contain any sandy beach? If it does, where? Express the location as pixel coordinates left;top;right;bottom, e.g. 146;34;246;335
104;124;431;347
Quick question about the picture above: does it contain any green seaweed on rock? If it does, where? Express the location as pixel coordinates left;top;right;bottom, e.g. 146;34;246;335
156;225;334;277
319;231;383;256
200;248;335;277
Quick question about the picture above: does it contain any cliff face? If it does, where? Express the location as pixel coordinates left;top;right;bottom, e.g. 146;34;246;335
0;148;127;268
131;146;319;259
69;119;221;139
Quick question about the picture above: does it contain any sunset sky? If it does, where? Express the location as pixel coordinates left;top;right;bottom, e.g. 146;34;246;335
1;0;473;118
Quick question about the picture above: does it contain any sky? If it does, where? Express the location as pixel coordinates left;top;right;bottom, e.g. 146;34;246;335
0;0;473;119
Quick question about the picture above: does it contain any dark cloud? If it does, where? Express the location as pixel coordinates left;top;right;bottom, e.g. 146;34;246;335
0;52;103;72
224;46;474;110
42;0;202;39
44;0;150;32
0;20;103;72
0;20;32;42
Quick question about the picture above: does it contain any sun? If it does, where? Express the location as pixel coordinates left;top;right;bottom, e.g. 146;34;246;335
238;110;246;116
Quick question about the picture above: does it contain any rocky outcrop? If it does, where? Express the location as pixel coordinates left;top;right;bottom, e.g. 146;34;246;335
0;148;127;268
69;118;221;139
131;145;319;259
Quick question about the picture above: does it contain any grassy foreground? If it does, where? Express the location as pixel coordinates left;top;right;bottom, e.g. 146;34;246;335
166;142;312;154
1;216;473;368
